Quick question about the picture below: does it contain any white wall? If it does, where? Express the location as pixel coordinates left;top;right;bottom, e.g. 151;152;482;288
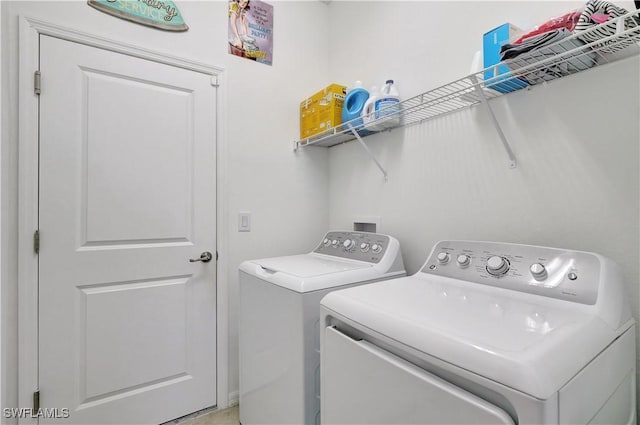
327;0;640;414
0;0;330;414
223;1;331;401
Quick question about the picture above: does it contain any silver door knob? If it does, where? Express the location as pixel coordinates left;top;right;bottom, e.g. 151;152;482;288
190;251;213;263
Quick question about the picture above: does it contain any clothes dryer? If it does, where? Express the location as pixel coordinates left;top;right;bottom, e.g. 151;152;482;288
321;240;636;424
239;231;405;425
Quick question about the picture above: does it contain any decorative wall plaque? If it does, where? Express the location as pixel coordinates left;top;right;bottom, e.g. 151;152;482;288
88;0;189;32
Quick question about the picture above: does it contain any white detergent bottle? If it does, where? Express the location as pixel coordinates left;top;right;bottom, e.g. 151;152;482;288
375;79;401;128
361;85;385;132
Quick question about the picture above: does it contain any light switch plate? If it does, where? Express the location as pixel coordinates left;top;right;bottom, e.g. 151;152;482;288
239;212;251;232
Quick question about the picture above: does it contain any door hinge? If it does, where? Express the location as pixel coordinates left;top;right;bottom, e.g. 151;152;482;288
34;71;41;95
33;390;40;411
34;230;40;254
210;76;219;87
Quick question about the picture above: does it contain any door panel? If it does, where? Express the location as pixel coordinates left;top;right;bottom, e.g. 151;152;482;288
82;69;193;245
81;278;188;399
39;35;217;424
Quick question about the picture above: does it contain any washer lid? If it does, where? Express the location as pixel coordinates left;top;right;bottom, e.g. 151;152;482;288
321;274;633;399
252;254;370;278
239;253;402;293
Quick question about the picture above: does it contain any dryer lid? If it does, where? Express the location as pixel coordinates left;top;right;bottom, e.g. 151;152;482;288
321;274;633;399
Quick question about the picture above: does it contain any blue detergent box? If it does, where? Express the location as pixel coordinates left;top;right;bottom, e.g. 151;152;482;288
483;23;528;93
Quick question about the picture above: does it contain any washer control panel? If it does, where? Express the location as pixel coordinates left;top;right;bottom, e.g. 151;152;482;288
421;241;601;305
315;232;389;263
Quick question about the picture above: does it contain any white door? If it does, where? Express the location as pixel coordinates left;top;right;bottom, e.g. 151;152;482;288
38;35;217;424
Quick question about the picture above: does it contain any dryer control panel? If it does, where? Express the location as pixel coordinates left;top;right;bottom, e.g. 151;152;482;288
421;241;601;305
314;232;389;264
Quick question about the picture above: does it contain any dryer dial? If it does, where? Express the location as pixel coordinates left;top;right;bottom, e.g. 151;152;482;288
436;252;450;264
530;263;548;281
457;254;471;268
486;256;510;276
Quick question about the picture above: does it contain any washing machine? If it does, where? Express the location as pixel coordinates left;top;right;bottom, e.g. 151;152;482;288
239;231;405;425
320;240;636;425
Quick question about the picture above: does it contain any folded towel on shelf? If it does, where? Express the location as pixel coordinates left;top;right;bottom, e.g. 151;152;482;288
512;10;583;44
500;28;596;85
501;29;570;60
574;0;640;54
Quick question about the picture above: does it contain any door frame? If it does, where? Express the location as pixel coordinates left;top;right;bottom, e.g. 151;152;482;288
17;15;229;417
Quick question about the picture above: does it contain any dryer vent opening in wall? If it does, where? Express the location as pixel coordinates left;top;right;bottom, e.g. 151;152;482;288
354;216;380;234
354;222;376;233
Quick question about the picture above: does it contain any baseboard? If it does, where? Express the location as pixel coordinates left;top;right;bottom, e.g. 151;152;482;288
228;390;239;407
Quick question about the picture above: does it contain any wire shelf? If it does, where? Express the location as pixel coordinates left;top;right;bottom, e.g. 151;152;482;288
296;9;640;149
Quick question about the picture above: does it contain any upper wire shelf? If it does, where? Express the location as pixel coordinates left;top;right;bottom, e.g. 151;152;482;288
295;9;640;149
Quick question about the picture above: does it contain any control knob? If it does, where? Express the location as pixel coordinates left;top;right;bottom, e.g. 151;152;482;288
457;254;471;267
331;240;339;247
323;238;331;247
343;239;355;250
486;256;509;276
530;263;547;281
371;244;382;254
436;252;450;264
360;242;370;253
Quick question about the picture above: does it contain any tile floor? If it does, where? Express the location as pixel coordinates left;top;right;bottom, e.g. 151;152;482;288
181;406;239;425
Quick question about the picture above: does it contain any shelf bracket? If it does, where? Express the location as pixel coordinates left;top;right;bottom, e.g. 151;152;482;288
347;124;388;181
470;76;517;169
